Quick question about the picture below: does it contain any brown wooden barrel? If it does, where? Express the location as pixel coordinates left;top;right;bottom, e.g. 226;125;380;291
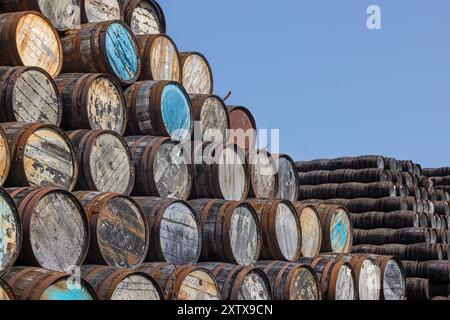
74;191;149;269
179;52;214;95
351;211;420;230
125;80;193;142
0;278;15;300
189;199;262;266
351;244;404;257
125;136;192;199
299;182;397;200
201;262;272;300
81;0;122;23
395;184;408;197
298;168;389;185
441;243;450;260
400;160;414;174
405;243;443;261
366;255;406;300
133;197;201;265
55;73;127;134
430;176;450;185
248;199;302;261
0;66;62;126
433;201;450;215
423;167;450;177
81;265;163;300
402;172;414;188
61;20;141;86
120;0;166;35
257;261;321;300
191;142;249;201
190;94;229;143
136;34;180;81
406;278;431;300
0;127;10;187
274;154;299;202
8;187;89;272
353;229;396;245
426;213;438;229
1;123;78;191
414;164;422;176
314;204;352;254
293;203;322;257
137;263;221;300
296;156;385;172
396;228;433;244
3;267;97;300
68;130;135;195
227;106;257;151
325;197;409;213
350;212;384;230
247;149;279;199
0;11;62;77
404;261;450;283
0;187;21;277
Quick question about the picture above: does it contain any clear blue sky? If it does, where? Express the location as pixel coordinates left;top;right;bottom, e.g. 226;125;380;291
162;0;450;168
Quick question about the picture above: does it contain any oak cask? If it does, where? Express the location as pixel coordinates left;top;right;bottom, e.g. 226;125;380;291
293;203;322;257
247;149;279;199
120;0;166;35
81;0;122;23
227;106;257;151
179;52;214;95
275;154;299;202
191;94;229;143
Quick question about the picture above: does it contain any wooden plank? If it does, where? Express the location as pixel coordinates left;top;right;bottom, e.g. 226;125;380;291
229;206;260;266
38;0;81;31
181;54;213;95
129;0;163;35
217;145;247;201
238;271;271;300
177;270;220;300
84;0;121;22
40;279;94;300
274;202;300;261
0;195;19;273
148;36;180;81
289;267;321;300
110;274;162;300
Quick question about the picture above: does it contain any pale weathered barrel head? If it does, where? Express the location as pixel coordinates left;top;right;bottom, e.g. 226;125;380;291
237;269;271;300
81;0;122;23
228;106;257;150
275;154;299;202
294;203;322;258
383;258;406;300
217;144;249;201
122;0;166;35
358;258;381;300
191;94;229;143
247;149;279;199
180;52;214;95
288;265;321;300
333;263;357;300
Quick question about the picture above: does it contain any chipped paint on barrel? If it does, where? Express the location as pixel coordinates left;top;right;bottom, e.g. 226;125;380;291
0;196;18;271
161;83;192;141
40;279;94;300
330;209;351;253
106;23;140;83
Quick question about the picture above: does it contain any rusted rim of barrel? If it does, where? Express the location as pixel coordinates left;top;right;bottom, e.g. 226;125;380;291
281;263;321;301
246;148;279;199
180;52;214;94
0;277;16;300
230;266;271;300
294;203;323;256
0;127;11;187
80;0;124;24
170;266;220;300
190;94;230;130
328;260;357;300
123;0;167;34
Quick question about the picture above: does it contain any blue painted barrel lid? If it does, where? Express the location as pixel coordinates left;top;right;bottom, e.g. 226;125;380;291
105;22;140;84
161;83;193;142
330;209;351;253
40;279;95;300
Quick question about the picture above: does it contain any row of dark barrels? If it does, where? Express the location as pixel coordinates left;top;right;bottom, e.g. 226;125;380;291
0;253;407;301
403;261;450;300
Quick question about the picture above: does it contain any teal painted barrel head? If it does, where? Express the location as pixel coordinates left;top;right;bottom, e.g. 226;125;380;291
330;208;351;253
40;279;94;300
105;22;140;84
0;195;20;274
161;83;193;141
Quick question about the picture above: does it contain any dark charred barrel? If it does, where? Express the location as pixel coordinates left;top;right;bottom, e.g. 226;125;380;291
275;154;299;202
402;172;414;188
441;244;450;260
405;243;443;261
389;170;402;184
406;278;431;300
314;204;352;253
414;164;422;176
408;185;422;198
352;244;406;258
396;228;433;244
247;149;279;199
81;265;163;300
180;52;214;95
8;187;89;272
436;229;449;244
3;267;97;300
0;278;15;300
201;263;272;300
367;255;406;300
402;260;419;278
430;176;450;185
0;12;63;77
423;167;450;177
136;34;180;81
190;94;229;143
426;213;438;229
137;263;221;300
419;176;433;189
189;199;261;266
248;200;302;261
74;192;149;269
401;160;414;174
0;188;21;277
420;188;429;200
257;261;321;300
68;130;135;195
133;197;201;265
404;197;418;212
125;136;192;199
191;142;249;201
383;157;398;171
434;185;450;193
1;123;78;191
120;0;166;35
125;80;193;141
293;203;322;257
429;283;450;298
0;66;62;126
404;261;450;283
433;201;450;215
0;127;10;187
81;0;122;23
55;73;127;134
395;184;407;197
415;199;424;213
351;211;420;230
298;182;397;200
297;168;389;186
351;212;385;230
353;229;396;245
227;106;257;151
295;156;385;172
61;20;141;86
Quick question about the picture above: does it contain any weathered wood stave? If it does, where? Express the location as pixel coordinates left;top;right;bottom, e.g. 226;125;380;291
274;154;299;202
227;106;257;151
0;277;15;300
293;203;323;257
353;228;433;246
298;168;389;186
120;0;166;35
298;182;397;200
405;277;431;300
350;211;422;230
247;149;279;200
296;156;385;172
81;0;122;23
0;127;11;187
179;52;214;95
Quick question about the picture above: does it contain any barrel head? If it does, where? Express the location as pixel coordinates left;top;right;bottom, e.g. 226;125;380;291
83;0;121;23
37;0;81;31
217;144;248;201
0;190;21;276
40;278;95;300
125;0;166;35
110;273;163;300
180;53;214;95
176;269;220;300
237;270;271;300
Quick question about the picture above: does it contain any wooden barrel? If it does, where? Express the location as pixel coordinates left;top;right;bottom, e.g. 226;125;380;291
81;0;122;23
404;261;450;283
314;204;352;254
400;160;414;173
395;184;408;197
3;267;97;300
423;167;450;177
0;11;63;77
0;278;15;300
293;203;322;257
429;283;450;298
81;265;163;300
201;263;272;300
191;142;249;201
189;199;261;266
137;263;221;300
55;73;127;134
68;130;135;194
366;255;405;300
190;94;229;143
125;136;192;199
353;228;432;245
433;201;450;215
179;52;214;95
406;278;431;300
257;261;321;300
120;0;166;35
0;66;62;126
0;127;10;187
1;123;78;191
133;197;201;265
8;187;89;272
248;199;302;261
298;168;389;185
274;154;299;202
351;211;420;230
0;188;21;277
228;106;257;151
298;182;397;200
414;164;422;176
405;243;443;261
296;156;385;172
402;172;414;188
426;213;438;229
0;0;80;32
247;149;279;199
74;191;149;269
430;176;450;185
136;34;180;81
125;80;193;142
325;197;408;213
62;20;141;86
441;243;450;260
